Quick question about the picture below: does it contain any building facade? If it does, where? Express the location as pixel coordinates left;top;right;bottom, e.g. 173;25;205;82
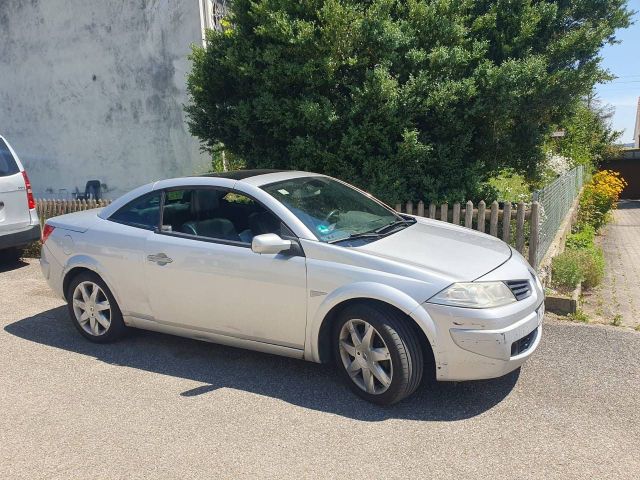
0;0;226;198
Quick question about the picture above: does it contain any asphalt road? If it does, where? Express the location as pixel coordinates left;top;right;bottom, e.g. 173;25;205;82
1;259;639;479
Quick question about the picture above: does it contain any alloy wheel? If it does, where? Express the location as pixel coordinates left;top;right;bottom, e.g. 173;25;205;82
338;319;393;394
72;281;112;336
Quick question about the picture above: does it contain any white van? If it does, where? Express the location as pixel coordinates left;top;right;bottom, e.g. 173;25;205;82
0;135;40;259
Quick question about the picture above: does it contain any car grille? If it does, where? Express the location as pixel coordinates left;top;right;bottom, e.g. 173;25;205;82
511;328;538;356
505;280;532;301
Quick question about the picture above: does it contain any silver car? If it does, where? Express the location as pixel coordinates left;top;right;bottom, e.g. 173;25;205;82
40;170;543;405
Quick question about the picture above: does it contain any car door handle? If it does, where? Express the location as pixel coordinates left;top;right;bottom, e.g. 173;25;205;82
147;253;173;265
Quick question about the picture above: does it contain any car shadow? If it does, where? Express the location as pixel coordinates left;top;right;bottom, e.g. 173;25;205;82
0;257;29;273
5;306;520;422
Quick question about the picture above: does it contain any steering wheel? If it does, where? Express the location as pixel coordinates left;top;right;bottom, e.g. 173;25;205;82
323;209;341;224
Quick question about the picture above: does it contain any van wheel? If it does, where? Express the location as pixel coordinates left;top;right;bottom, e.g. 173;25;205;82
333;303;423;405
66;272;127;343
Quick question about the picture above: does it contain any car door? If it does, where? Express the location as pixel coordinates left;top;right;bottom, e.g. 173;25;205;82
144;187;308;349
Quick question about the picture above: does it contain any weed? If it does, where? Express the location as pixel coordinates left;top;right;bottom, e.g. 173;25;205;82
568;309;589;323
611;314;623;327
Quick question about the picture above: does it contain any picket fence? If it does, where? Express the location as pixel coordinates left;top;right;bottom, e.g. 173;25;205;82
35;199;112;229
34;197;543;265
393;200;541;266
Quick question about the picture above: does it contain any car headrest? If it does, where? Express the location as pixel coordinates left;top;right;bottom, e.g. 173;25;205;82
192;190;220;215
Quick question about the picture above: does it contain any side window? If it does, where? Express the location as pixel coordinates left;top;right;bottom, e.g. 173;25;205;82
0;139;20;177
161;188;283;244
109;192;161;230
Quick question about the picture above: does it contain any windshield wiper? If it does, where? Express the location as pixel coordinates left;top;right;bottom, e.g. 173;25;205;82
373;218;416;234
327;232;383;244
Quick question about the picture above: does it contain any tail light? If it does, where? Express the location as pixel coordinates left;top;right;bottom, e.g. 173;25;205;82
22;171;36;209
42;224;55;244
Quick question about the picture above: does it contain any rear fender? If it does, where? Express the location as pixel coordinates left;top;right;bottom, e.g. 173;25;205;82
62;255;124;309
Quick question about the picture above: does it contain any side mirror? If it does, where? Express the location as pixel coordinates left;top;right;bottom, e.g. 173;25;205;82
251;233;292;255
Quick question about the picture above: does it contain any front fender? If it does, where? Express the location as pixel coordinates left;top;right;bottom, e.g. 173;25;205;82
305;281;438;362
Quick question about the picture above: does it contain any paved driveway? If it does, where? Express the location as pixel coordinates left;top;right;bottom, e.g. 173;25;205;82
582;200;640;328
1;260;639;479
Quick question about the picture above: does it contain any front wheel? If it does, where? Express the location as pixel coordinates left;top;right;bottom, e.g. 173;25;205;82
333;303;423;405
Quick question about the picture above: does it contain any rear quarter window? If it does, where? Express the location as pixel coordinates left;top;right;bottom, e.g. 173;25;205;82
108;192;162;230
0;139;20;177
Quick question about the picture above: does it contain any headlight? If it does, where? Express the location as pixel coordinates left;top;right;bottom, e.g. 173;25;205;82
428;282;516;309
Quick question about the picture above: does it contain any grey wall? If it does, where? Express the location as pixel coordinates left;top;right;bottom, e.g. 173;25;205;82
0;0;209;198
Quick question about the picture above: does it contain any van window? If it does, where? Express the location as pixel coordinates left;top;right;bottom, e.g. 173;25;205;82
0;139;20;177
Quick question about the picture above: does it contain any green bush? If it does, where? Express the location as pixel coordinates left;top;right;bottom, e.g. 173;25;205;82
185;0;631;204
566;224;596;250
580;246;605;289
551;246;604;290
552;250;584;290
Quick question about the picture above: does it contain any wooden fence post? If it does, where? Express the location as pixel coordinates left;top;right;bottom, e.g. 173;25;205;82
452;203;460;225
440;203;448;222
528;201;541;266
477;201;486;233
465;201;473;228
489;201;499;236
516;202;526;253
428;203;436;219
406;201;413;216
502;202;511;243
417;201;424;217
395;203;402;213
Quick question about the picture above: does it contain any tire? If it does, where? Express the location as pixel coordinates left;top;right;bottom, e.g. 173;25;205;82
66;271;127;343
333;303;423;405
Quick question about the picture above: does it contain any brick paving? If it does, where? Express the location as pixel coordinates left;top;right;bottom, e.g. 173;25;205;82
581;200;640;329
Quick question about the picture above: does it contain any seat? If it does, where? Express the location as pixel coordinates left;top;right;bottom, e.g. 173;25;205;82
182;218;240;241
180;190;241;241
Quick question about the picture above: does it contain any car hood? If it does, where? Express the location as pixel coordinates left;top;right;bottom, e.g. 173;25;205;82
355;217;512;281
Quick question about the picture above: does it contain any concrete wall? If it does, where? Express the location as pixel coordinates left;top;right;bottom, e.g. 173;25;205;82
0;0;209;198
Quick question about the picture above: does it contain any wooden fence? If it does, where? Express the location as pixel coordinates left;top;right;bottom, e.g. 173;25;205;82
34;196;541;267
35;199;112;229
394;200;541;266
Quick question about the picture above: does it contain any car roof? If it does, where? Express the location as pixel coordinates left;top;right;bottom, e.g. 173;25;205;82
198;169;284;180
193;169;324;187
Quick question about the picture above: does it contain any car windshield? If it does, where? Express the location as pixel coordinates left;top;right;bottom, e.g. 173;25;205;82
262;176;405;243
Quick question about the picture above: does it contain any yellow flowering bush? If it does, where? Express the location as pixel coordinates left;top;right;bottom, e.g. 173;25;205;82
578;170;627;230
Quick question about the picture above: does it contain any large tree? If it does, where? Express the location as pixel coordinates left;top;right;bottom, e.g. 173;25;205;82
186;0;631;203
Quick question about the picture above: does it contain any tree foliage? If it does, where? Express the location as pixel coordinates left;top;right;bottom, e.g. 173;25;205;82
186;0;631;203
550;96;622;168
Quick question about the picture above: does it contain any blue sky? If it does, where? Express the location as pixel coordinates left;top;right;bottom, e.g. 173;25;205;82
595;0;640;143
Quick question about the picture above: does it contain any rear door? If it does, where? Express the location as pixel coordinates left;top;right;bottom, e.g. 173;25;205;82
0;138;31;234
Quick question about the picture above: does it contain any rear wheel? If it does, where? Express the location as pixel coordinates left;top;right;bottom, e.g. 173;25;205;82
333;303;423;405
66;272;127;343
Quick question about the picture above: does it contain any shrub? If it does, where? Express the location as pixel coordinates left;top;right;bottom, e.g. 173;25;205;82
580;246;605;289
566;224;596;250
578;170;627;230
551;246;604;290
552;250;584;290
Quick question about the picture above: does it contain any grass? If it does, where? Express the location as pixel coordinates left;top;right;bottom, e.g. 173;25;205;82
610;314;623;327
568;309;590;323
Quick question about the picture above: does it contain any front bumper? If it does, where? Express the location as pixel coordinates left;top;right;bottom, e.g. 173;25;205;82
0;223;41;250
424;300;543;381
